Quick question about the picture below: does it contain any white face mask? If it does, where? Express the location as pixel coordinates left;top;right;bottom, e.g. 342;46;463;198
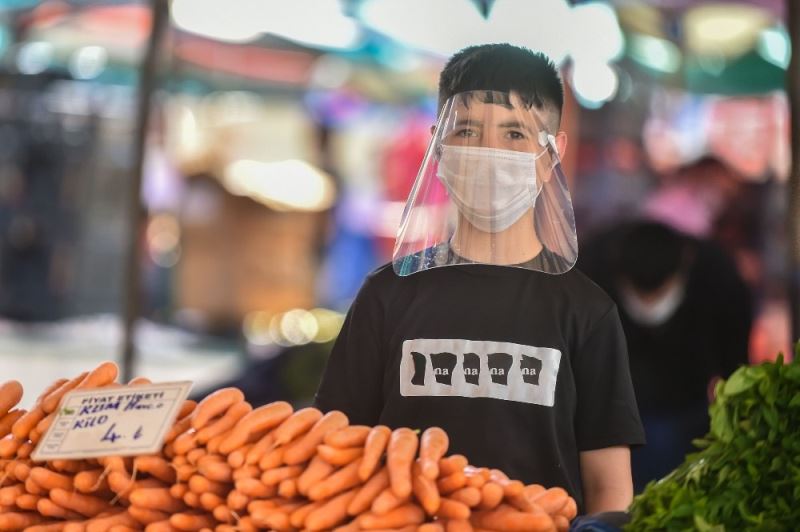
436;145;542;233
621;280;686;327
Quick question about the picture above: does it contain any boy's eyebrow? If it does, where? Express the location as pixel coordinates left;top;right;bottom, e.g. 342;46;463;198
455;118;482;127
498;120;535;132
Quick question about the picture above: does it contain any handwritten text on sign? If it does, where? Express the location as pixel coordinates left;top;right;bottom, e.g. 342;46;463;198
32;381;192;461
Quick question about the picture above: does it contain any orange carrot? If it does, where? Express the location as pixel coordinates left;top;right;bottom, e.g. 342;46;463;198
78;362;119;389
234;478;273;498
169;512;216;530
419;427;449;480
278;477;297;499
220;443;245;469
24;476;45;496
232;465;260;481
477;482;504;511
188;475;227;497
134;455;176;484
290;501;324;528
257;445;284;470
359;425;391;481
318;444;364;466
199;492;224;511
49;488;113;517
0;410;25;438
129;487;184;514
12;461;31;482
450;487;482;508
85;510;140;532
358;504;426;529
0;381;23;416
199;461;232;484
446;520;474;532
387;428;418;499
324;425;371;448
530;487;569;515
143;520;177;532
15;493;40;511
128;506;169;525
554;514;570;532
297;455;336;496
244;432;274;465
172;431;197;455
558;497;577;520
371;487;409;516
37;498;83;520
217;401;293;455
436;499;470;521
260;465;303;487
348;468;390;516
11;405;45;440
412;463;441;516
164;417;192;445
0;484;27;506
283;410;349;465
307;458;362;501
30;467;73;491
41;373;87;414
418;524;446;532
196;401;252;444
272;407;323;447
213;504;234;524
472;505;555;531
0;512;47;529
225;490;249;512
191;388;245;430
437;471;467;495
304;486;359;531
439;455;468;477
169;484;188;500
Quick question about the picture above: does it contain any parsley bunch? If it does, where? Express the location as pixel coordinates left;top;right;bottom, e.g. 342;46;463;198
626;348;800;531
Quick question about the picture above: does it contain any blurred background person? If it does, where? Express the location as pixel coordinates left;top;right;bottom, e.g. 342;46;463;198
578;219;752;492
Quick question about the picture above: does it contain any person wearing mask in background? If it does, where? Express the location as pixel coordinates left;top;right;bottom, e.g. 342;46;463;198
578;220;752;492
315;43;645;516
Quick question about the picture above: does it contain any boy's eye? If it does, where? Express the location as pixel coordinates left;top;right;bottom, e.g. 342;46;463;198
506;130;527;140
455;128;478;138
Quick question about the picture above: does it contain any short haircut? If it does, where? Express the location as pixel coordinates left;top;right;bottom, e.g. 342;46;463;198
438;43;564;130
617;222;687;292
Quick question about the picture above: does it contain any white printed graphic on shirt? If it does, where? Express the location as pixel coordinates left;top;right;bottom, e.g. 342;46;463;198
399;339;561;406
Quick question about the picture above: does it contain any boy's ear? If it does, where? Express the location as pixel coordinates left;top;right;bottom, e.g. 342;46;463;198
430;125;436;136
555;131;568;159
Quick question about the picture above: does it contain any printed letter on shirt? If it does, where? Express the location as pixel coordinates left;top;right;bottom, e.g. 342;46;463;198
399;339;562;406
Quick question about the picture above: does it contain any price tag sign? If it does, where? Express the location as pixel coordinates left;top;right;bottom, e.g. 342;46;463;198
32;381;193;461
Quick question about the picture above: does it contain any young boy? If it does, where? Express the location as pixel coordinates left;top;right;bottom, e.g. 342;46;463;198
314;43;645;515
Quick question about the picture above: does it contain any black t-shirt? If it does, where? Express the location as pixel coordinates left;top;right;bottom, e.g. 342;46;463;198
314;250;645;512
577;224;752;415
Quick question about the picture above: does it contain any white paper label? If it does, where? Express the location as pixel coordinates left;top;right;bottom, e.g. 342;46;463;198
31;381;192;461
399;339;562;406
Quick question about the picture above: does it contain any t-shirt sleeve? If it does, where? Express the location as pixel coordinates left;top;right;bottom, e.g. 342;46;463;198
313;275;385;425
573;305;646;451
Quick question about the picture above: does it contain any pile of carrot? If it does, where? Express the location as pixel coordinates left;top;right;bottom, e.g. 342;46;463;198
0;362;578;531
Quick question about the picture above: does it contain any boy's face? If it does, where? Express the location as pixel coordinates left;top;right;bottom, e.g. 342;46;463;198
436;92;561;186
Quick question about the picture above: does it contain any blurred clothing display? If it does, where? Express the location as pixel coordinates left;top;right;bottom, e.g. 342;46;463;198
578;220;752;492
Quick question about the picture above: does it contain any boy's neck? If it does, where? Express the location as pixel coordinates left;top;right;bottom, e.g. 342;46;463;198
450;211;543;265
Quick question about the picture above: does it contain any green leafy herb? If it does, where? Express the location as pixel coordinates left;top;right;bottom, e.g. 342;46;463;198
626;346;800;531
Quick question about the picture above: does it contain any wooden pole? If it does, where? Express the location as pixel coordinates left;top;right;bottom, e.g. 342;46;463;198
121;0;169;381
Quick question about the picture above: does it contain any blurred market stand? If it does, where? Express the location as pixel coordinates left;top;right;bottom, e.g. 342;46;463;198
0;0;796;405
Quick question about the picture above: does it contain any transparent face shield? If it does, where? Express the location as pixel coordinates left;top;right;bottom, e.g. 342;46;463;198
392;90;578;276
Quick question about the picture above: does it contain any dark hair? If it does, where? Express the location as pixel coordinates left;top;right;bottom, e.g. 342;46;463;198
617;222;687;292
438;43;564;127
